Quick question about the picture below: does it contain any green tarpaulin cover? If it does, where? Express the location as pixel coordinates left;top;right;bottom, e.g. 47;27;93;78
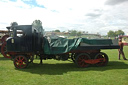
44;37;112;54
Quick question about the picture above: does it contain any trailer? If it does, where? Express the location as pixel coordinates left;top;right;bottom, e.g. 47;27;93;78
5;20;120;69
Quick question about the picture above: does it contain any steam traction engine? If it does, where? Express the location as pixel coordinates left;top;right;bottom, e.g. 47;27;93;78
0;22;21;58
5;20;119;69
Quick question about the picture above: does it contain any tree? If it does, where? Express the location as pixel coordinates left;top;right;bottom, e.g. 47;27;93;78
107;30;125;37
77;31;82;37
107;30;116;37
115;30;124;36
70;30;77;36
54;29;60;32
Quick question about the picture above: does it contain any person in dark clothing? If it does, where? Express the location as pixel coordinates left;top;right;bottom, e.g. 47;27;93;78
118;39;127;60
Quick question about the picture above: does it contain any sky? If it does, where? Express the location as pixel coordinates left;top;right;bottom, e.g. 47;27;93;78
0;0;128;35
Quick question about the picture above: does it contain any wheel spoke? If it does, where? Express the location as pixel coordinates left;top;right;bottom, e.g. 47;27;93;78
16;59;19;62
21;57;25;61
19;56;22;60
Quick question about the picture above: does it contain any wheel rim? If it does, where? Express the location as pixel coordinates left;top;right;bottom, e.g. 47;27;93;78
95;52;108;66
14;55;28;69
77;53;90;68
1;42;11;58
1;35;9;43
1;35;10;58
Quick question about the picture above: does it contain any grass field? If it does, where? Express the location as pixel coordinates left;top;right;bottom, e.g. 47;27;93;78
0;47;128;85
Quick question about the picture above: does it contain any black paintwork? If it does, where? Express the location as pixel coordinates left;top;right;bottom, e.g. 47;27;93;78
6;25;43;53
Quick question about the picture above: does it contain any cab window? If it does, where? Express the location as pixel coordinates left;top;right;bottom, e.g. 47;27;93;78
16;30;25;37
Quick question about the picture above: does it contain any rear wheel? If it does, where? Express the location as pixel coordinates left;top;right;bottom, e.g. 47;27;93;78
1;42;11;58
95;52;108;67
1;35;10;58
75;53;91;68
14;55;28;69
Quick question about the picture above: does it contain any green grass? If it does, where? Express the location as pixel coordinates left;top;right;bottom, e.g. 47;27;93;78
1;47;128;85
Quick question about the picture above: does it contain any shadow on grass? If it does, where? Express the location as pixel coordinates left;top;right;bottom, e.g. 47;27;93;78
17;61;128;75
0;56;10;60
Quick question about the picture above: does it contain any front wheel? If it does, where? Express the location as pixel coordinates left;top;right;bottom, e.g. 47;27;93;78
14;55;28;69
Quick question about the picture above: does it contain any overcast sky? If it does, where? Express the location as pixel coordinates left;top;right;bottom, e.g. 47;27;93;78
0;0;128;35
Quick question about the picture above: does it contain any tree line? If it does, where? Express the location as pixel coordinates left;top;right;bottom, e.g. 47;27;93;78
54;30;82;36
107;30;124;37
54;29;125;37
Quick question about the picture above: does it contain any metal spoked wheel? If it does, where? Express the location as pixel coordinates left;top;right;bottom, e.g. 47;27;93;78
75;53;91;68
14;55;28;69
1;35;10;58
95;52;109;67
1;42;11;58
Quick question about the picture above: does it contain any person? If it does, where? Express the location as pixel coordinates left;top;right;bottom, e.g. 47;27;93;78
118;39;127;60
